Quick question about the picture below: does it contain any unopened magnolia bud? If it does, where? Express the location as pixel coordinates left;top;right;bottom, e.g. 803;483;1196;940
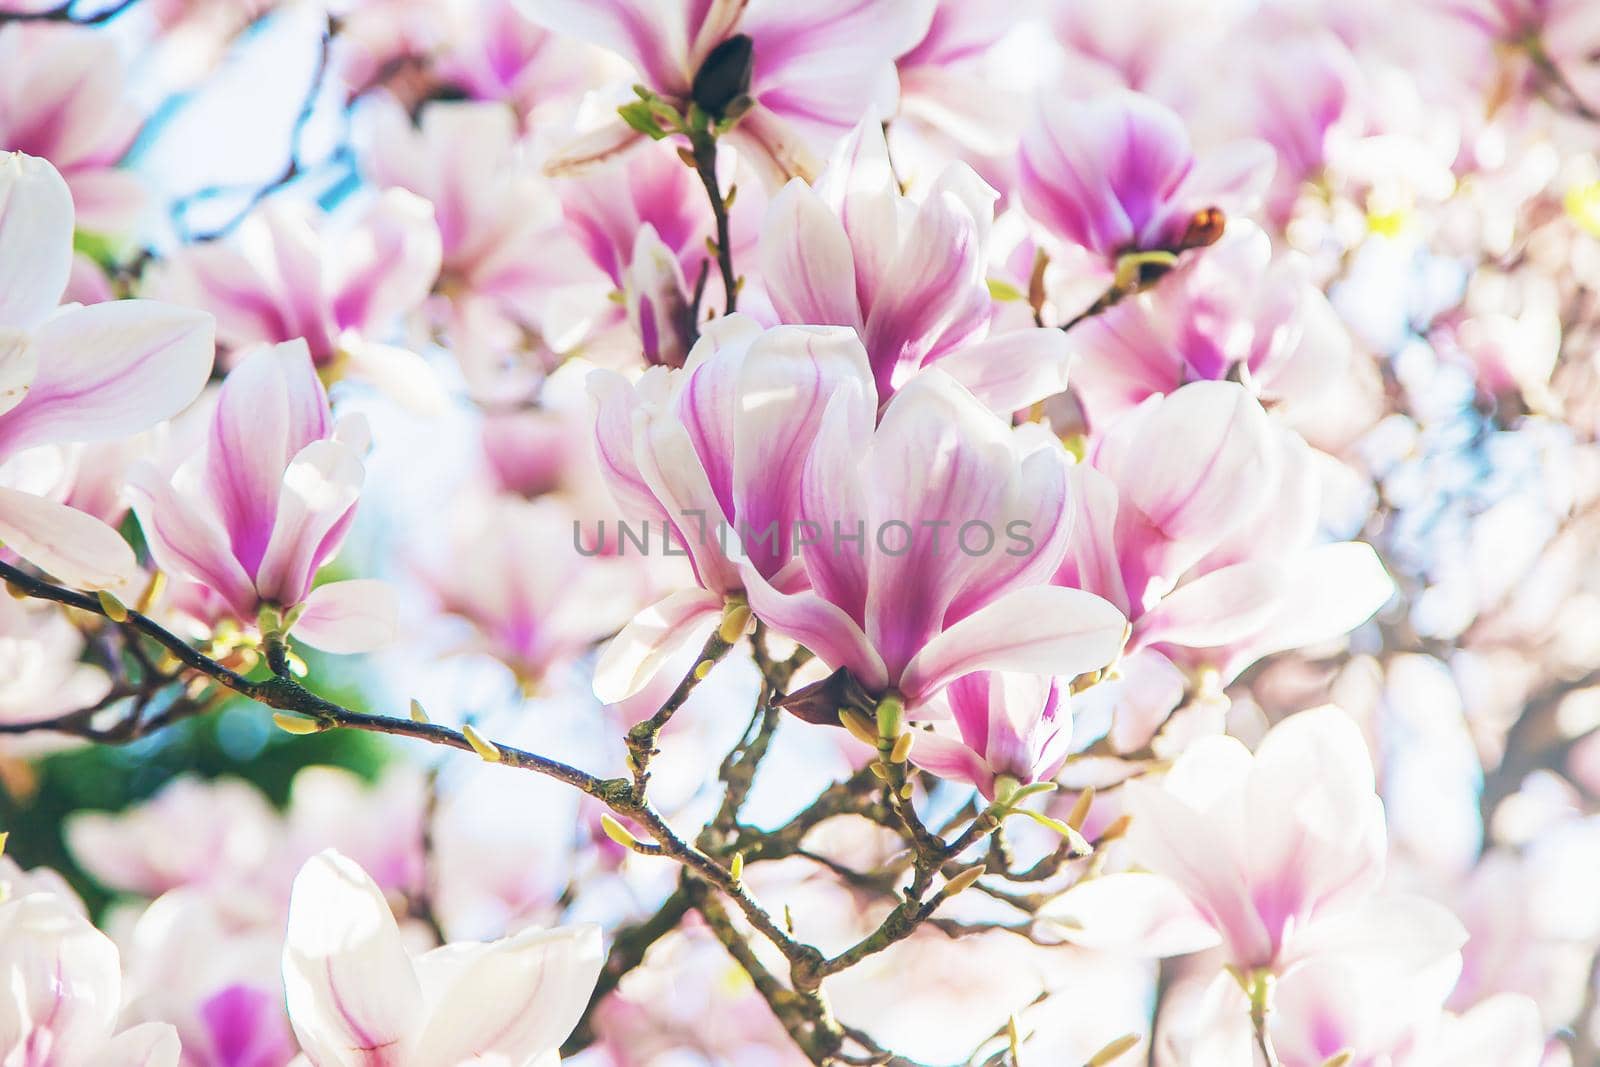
408;699;430;724
839;708;880;748
272;712;322;735
690;34;754;120
600;812;642;851
461;723;502;763
1320;1053;1353;1067
943;866;984;896
4;581;28;600
729;852;745;883
868;760;890;781
96;590;129;623
1065;787;1095;831
889;731;914;764
1086;1033;1141;1066
717;600;752;644
693;659;713;681
900;782;914;800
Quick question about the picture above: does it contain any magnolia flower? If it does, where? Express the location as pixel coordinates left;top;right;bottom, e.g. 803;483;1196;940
128;339;397;654
0;594;111;733
435;0;603;118
1057;381;1392;684
762;121;1072;411
1067;224;1350;423
589;315;875;701
0;888;182;1066
358;96;601;399
0;24;147;233
737;362;1127;708
1018;91;1272;265
893;0;1022;161
148;192;443;403
0;152;215;591
525;0;936;181
1042;707;1466;975
427;493;642;685
909;671;1071;800
282;849;602;1067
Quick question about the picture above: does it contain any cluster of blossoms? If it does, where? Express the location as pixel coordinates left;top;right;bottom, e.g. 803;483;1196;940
0;0;1599;1064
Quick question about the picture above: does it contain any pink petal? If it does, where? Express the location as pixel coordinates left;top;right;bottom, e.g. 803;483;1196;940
592;588;723;705
1039;872;1223;957
742;565;889;693
930;327;1074;414
330;189;442;334
898;585;1126;705
906;727;995;797
0;151;72;329
207;340;332;580
0;487;139;591
731;324;874;580
282;850;424;1066
409;924;602;1064
0;300;215;457
254;440;365;607
127;464;258;616
1133;558;1287;652
760;179;862;330
292;580;398;654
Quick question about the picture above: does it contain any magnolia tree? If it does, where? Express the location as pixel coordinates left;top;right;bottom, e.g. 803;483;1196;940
0;0;1598;1064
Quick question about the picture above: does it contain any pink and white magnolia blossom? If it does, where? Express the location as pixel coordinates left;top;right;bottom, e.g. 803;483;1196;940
908;671;1072;800
358;96;601;399
1042;707;1466;977
427;493;643;686
1058;380;1392;685
1067;224;1351;424
128;339;397;654
524;0;936;182
736;363;1127;708
589;314;872;701
1018;90;1273;265
0;152;214;592
282;849;602;1067
0;24;147;234
761;121;1073;411
0;887;181;1067
148;192;443;402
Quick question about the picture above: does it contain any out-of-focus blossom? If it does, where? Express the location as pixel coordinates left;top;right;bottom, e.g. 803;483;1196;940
1443;0;1600;111
67;776;280;901
282;849;602;1067
588;315;875;701
909;671;1071;799
359;96;603;399
0;595;111;733
0;24;146;234
427;493;641;685
0;887;182;1066
1019;91;1272;266
1058;381;1392;684
1068;225;1351;423
128;340;396;653
147;192;442;402
762;121;1071;410
525;0;936;182
1043;707;1466;976
738;364;1126;708
892;0;1023;164
118;889;297;1067
436;0;606;119
0;153;215;591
